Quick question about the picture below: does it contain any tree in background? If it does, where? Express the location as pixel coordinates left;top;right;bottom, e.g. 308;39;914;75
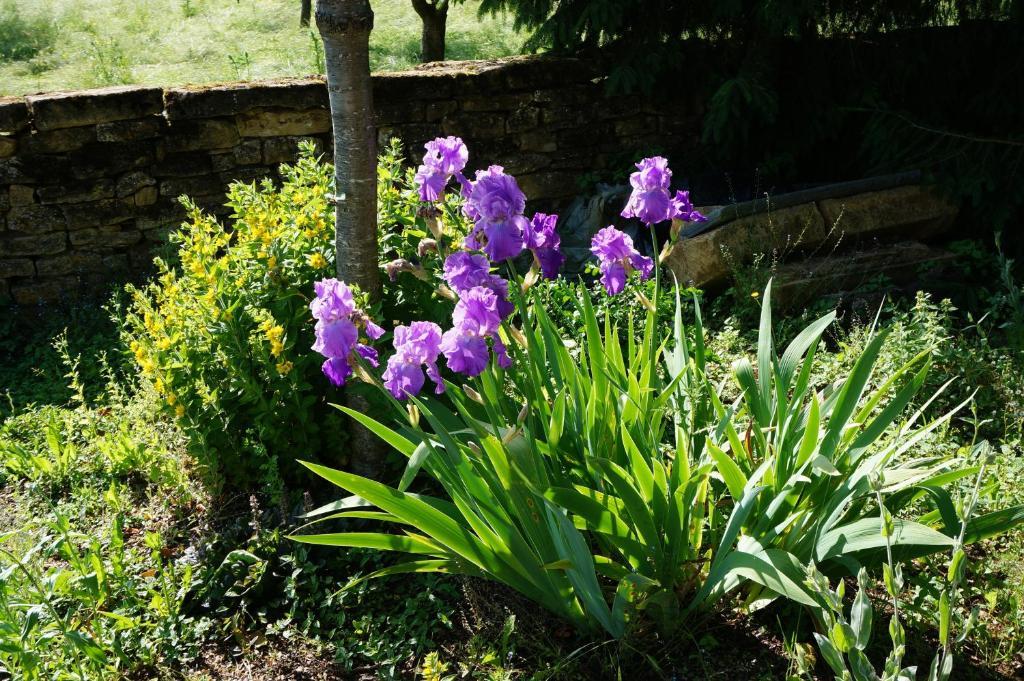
314;0;383;475
410;0;453;62
476;0;1021;91
300;0;312;26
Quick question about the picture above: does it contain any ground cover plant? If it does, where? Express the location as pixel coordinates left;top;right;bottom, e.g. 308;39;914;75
0;0;523;95
1;141;1023;679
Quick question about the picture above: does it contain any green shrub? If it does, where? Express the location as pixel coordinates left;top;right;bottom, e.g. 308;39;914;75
295;279;1024;641
0;1;56;62
124;141;343;491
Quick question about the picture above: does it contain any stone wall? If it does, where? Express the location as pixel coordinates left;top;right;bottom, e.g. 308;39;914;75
0;57;701;305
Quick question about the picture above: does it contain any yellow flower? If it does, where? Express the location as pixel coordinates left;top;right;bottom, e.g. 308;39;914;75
157;337;172;351
275;360;293;376
270;339;284;357
267;255;278;270
751;291;760;299
175;404;185;418
309;252;327;269
166;393;177;406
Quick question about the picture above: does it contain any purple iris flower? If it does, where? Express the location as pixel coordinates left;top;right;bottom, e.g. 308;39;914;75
382;321;444;399
621;156;674;226
464;166;528;262
590;226;654;296
670;190;707;223
440;286;508;377
524;213;565;280
414;136;469;202
310;278;382;386
442;252;514;319
310;278;356;322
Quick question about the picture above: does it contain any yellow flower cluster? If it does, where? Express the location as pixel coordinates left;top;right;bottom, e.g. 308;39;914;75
260;319;286;357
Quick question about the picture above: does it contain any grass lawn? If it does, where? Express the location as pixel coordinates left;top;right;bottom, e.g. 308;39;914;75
0;0;525;96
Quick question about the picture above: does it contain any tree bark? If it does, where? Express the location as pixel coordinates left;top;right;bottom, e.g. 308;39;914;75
316;0;384;478
410;0;448;63
300;0;312;27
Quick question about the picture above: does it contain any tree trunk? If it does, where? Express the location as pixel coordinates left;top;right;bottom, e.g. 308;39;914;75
300;0;312;27
316;0;384;478
410;0;448;63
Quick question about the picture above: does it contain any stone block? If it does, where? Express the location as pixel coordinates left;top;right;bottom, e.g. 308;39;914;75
69;225;141;251
67;140;156;180
9;185;34;205
0;135;16;158
153;151;214;178
220;166;270;186
0;98;29;133
236;108;331;137
7;205;67;234
115;171;157;198
518;130;557;153
96;117;164;142
0;258;34;278
35;252;106;276
164;119;239;152
425;100;457;122
817;185;957;242
374;101;424;124
62;199;136;229
37;180;117;205
0;189;8;214
503;57;598;90
20;126;96;153
460;93;533;113
160;175;222;199
492;153;551;176
164;78;328;119
373;72;455;104
441;112;505;139
517;171;580;201
27;86;163;131
263;135;322;165
234;139;263;165
102;253;131;271
0;158;33;183
11;276;80;305
665;204;827;288
0;232;67;257
507;106;540;133
134;186;159;206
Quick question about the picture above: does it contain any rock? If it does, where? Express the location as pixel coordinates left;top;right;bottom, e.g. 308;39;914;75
0;258;34;278
0;232;67;257
236;108;330;137
20;126;96;153
164;78;328;120
68;225;141;251
37;180;117;205
27;86;163;131
517;171;580;201
35;252;106;276
0;97;29;133
817;185;957;242
773;242;959;308
115;171;157;198
96;117;163;142
133;186;159;206
665;204;827;288
12;277;77;305
164;119;239;152
0;135;16;158
62;199;136;229
160;175;221;199
9;185;35;205
7;205;67;234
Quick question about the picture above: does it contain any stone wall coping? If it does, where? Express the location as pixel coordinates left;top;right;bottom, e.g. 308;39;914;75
4;55;601;129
